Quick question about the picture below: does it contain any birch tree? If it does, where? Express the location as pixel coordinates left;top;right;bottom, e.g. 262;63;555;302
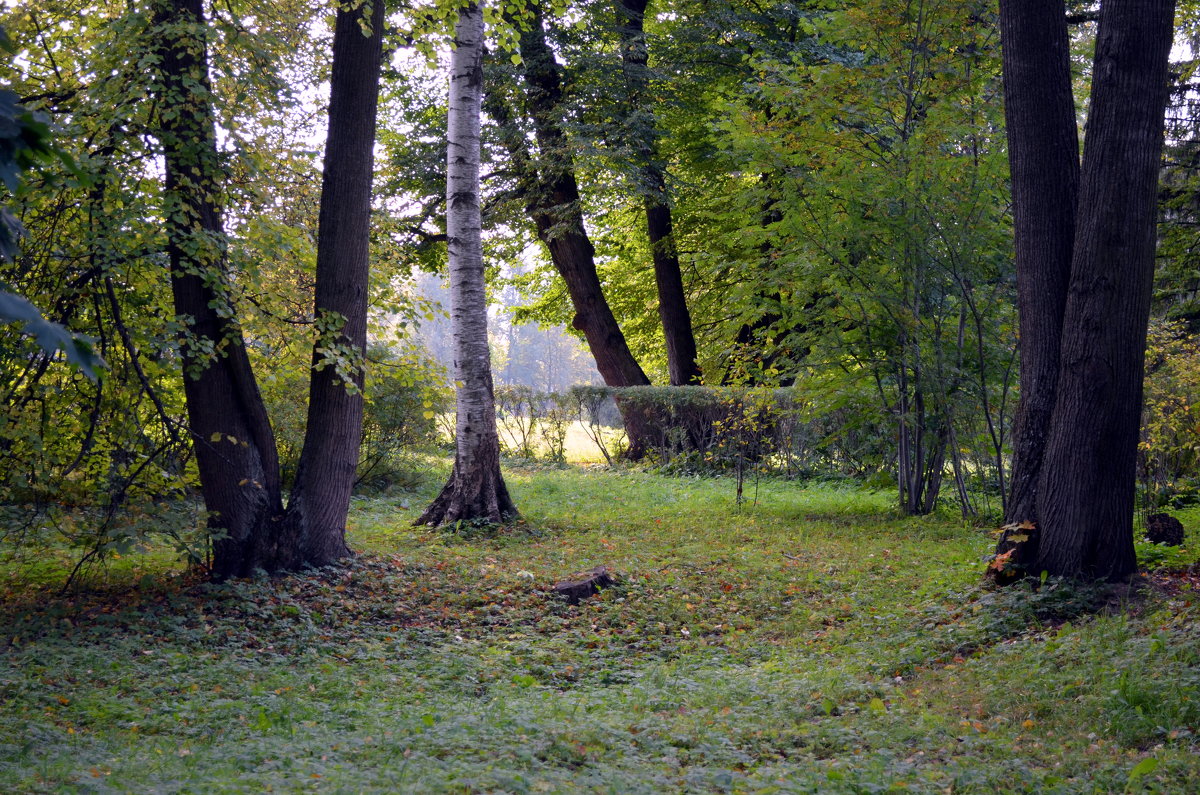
417;0;518;526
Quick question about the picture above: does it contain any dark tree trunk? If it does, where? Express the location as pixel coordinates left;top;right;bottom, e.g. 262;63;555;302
617;0;702;386
152;0;282;579
285;0;386;567
484;9;653;456
418;0;518;527
1034;0;1175;579
997;0;1080;533
512;11;651;392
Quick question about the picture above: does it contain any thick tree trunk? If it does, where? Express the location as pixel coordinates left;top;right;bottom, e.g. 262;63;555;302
153;0;283;579
418;0;518;527
997;0;1080;532
1033;0;1174;579
617;0;701;386
286;0;385;567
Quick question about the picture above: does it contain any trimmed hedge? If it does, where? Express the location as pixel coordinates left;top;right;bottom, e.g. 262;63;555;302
492;384;890;479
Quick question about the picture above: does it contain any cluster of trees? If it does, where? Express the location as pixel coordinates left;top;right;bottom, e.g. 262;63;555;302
0;0;1194;582
1;0;388;577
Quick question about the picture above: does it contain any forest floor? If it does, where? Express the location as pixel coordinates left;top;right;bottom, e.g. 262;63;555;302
2;467;1199;793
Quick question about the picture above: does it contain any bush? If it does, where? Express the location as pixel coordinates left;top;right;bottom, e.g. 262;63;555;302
356;347;449;493
494;385;539;459
496;384;889;482
1139;321;1200;517
263;344;447;494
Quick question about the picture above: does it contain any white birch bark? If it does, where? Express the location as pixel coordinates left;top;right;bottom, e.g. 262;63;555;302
418;0;516;525
447;0;490;464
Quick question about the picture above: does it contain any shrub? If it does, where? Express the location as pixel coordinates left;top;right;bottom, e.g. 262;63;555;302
494;385;539;459
262;344;447;494
1139;321;1200;517
486;384;900;490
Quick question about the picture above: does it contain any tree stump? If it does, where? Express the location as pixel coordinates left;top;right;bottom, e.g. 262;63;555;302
1145;513;1185;546
552;566;616;604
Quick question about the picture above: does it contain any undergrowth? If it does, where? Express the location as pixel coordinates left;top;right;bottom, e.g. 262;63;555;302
0;468;1197;792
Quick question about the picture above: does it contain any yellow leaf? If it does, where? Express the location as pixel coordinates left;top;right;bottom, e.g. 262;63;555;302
210;432;222;443
226;435;238;444
238;479;249;486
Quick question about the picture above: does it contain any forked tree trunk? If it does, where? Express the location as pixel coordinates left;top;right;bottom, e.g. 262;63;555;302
285;0;386;566
994;0;1175;582
417;0;518;527
1033;0;1175;579
997;0;1079;533
616;0;701;386
153;0;283;579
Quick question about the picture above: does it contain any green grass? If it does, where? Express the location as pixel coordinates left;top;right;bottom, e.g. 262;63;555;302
1;467;1199;792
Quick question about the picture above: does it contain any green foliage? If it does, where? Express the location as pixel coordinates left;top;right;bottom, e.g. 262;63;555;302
0;1;433;564
0;291;102;381
0;84;55;261
570;384;891;485
262;344;447;494
358;347;451;493
1139;320;1200;514
495;384;541;459
1135;537;1197;571
0;44;103;380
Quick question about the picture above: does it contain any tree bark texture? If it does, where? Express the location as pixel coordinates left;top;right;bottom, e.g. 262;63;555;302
998;0;1080;531
153;0;284;579
1033;0;1175;579
286;0;385;567
417;1;518;527
616;0;702;386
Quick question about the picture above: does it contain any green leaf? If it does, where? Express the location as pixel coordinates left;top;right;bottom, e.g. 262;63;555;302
1128;757;1158;780
0;290;105;380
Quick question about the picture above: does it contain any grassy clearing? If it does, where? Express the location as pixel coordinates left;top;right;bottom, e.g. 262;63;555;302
1;467;1199;793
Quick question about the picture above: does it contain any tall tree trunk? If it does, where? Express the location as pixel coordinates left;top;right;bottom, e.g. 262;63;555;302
418;0;518;526
1034;0;1175;579
510;10;650;391
285;0;386;566
998;0;1080;532
152;0;283;579
616;0;701;386
484;10;653;456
